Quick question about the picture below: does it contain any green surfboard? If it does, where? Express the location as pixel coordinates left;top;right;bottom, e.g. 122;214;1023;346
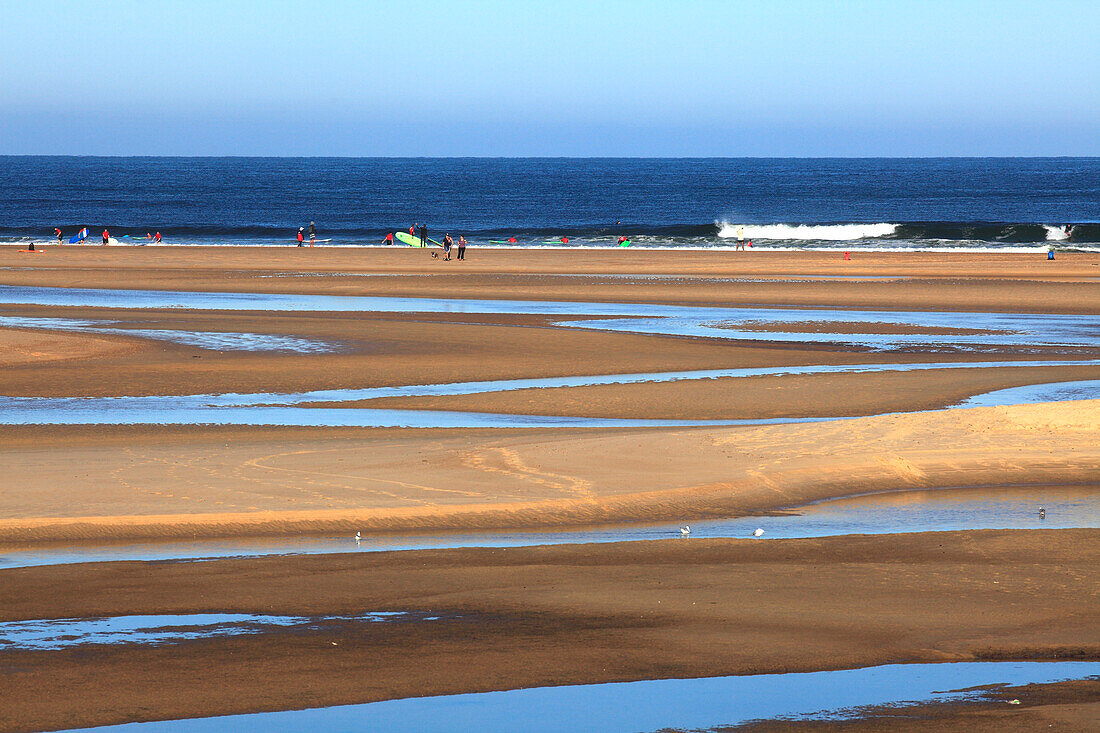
396;232;423;247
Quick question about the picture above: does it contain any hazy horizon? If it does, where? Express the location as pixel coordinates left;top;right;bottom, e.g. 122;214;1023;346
3;1;1097;156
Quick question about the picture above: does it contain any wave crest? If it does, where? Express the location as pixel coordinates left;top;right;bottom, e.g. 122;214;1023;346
717;223;898;241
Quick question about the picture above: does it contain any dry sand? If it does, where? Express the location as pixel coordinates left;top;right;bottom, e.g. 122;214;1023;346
0;399;1095;543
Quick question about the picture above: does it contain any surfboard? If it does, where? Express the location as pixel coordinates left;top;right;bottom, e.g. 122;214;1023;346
619;239;631;247
69;228;88;244
396;231;423;247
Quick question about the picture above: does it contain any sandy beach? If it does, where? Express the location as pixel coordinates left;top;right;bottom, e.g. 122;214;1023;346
2;531;1098;731
0;247;1097;730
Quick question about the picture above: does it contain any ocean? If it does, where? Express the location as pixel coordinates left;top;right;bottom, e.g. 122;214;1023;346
1;157;1097;251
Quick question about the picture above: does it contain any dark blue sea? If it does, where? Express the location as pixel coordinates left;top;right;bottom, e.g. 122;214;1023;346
1;157;1097;250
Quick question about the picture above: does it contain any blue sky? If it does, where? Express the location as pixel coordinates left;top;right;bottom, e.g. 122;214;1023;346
2;0;1097;155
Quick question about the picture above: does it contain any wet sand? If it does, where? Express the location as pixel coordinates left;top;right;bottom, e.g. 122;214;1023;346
0;530;1096;731
2;246;1099;313
1;248;1097;730
734;678;1100;731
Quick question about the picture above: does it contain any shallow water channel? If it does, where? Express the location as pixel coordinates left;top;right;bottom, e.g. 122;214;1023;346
2;485;1093;570
3;284;1099;351
53;661;1100;732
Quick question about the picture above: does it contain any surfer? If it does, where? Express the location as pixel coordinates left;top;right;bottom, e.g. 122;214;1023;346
296;228;304;247
443;233;454;260
457;235;466;260
507;236;517;243
560;236;569;244
617;236;627;245
410;223;417;236
54;228;62;245
102;229;110;246
419;224;428;248
1064;224;1074;239
383;232;394;245
736;226;745;251
154;231;162;243
308;221;317;247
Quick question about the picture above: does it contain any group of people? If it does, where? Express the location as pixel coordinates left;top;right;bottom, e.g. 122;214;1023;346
406;223;467;260
48;228;161;248
296;221;317;247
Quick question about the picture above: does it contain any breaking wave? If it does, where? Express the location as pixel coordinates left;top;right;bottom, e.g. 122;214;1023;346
718;223;897;241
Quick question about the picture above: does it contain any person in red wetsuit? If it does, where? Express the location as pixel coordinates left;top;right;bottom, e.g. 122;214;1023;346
296;228;304;247
507;236;517;243
410;223;417;236
102;229;110;245
383;232;394;245
54;228;62;245
560;236;569;244
154;231;162;243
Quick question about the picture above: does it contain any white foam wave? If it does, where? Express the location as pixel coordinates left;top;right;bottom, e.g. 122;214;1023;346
1043;225;1069;241
717;223;897;241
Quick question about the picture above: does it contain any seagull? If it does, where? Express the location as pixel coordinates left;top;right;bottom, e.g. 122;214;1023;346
1038;507;1045;518
679;525;691;536
355;531;362;543
753;528;765;537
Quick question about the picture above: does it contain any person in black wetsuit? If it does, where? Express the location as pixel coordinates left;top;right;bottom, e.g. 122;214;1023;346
419;223;427;247
308;221;317;247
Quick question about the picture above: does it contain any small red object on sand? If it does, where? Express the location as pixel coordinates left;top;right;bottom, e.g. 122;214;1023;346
844;251;850;260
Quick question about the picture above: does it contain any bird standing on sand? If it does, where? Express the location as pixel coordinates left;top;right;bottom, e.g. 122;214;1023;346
355;531;362;543
753;528;765;537
680;525;691;536
1038;507;1045;519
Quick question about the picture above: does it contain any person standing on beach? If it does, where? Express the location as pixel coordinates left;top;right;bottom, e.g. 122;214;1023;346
102;229;110;245
410;223;417;236
296;228;304;246
443;233;453;260
308;221;317;247
54;228;62;245
419;223;428;248
736;226;745;251
457;235;467;260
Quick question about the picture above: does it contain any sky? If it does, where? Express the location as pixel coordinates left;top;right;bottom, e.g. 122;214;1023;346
1;0;1098;156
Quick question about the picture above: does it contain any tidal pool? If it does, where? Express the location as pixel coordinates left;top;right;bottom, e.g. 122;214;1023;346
52;661;1100;732
0;611;436;651
0;315;339;353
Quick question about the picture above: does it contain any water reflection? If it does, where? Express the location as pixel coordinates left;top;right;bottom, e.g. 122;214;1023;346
2;485;1094;570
